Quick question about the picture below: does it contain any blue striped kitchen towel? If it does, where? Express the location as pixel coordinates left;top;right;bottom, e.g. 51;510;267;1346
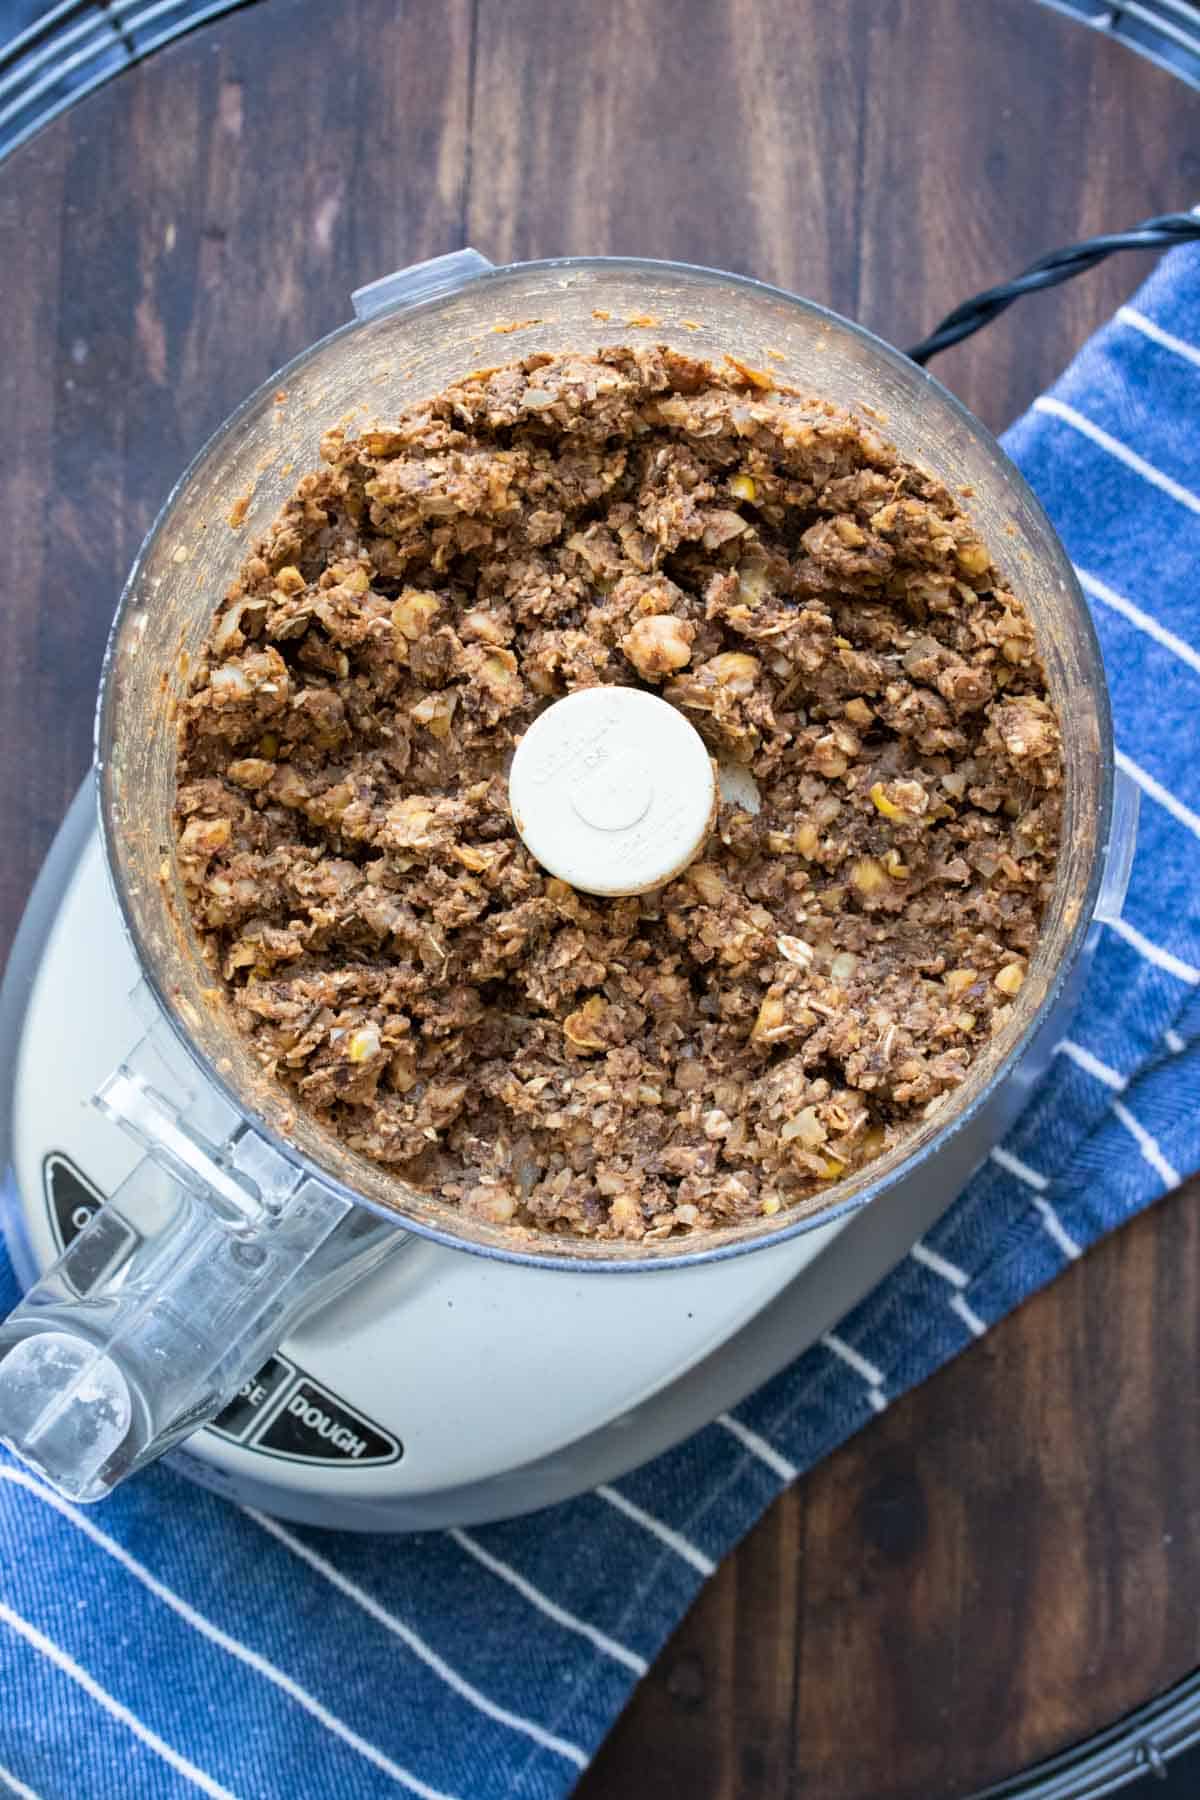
3;245;1200;1800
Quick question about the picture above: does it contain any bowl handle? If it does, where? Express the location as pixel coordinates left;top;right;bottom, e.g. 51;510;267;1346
0;995;403;1502
351;247;495;322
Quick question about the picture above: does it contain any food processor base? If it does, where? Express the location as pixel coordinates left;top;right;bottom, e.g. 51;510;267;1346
0;781;968;1531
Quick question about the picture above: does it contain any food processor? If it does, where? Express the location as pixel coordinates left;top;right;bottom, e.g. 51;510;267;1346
0;250;1137;1530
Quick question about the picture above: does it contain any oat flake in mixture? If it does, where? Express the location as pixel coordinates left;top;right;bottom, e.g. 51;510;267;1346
174;345;1063;1241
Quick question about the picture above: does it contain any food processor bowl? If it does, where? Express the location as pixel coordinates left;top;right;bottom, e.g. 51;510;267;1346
0;250;1128;1501
101;249;1117;1259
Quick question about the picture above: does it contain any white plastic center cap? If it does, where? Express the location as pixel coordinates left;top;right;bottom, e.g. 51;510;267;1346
509;687;716;896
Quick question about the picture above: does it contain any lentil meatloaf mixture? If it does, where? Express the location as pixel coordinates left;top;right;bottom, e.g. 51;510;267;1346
174;345;1063;1241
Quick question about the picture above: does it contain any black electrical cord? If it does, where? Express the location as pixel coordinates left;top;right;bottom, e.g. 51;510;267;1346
906;211;1200;366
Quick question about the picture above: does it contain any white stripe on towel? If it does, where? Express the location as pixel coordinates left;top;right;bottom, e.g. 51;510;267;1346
448;1530;648;1676
1112;1100;1181;1190
1057;1038;1127;1090
1034;395;1200;516
716;1412;799;1483
0;1599;234;1800
1107;916;1200;985
1118;305;1200;372
0;1469;456;1800
991;1145;1047;1191
1075;565;1200;680
1166;1029;1187;1055
910;1240;969;1288
594;1486;716;1578
990;1150;1081;1258
821;1333;888;1412
1115;749;1200;844
1033;1199;1083;1261
247;1509;587;1770
950;1294;988;1339
0;1763;44;1799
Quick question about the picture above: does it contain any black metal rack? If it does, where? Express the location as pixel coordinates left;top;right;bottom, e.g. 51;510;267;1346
0;0;253;158
1;0;1198;1793
2;0;1200;162
1047;0;1200;86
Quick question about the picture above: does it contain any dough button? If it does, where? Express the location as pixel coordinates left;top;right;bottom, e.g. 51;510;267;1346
508;686;717;897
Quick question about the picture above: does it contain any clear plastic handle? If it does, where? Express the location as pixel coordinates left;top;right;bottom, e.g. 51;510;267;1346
0;1025;402;1502
1093;767;1139;927
351;247;495;321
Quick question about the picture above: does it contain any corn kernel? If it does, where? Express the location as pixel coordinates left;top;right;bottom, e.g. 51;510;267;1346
227;757;275;791
795;823;820;858
844;697;873;729
957;541;991;577
751;995;788;1042
851;857;887;896
393;590;441;641
704;651;760;692
820;1157;847;1180
410;691;458;739
688;863;727;905
736;562;769;607
610;1193;642;1233
346;1023;381;1063
470;1184;516;1225
623;613;693;678
993;963;1025;996
943;968;976;997
730;473;758;502
388;795;435;845
478;649;523;703
454;843;497;874
760;1193;782;1217
812;735;849;778
883;848;909;879
274;565;305;595
955;1011;977;1033
781;1106;826;1147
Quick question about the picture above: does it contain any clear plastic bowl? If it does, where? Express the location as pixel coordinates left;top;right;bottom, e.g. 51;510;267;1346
97;251;1113;1269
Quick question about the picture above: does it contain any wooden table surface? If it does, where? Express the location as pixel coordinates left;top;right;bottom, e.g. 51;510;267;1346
2;1;1199;1793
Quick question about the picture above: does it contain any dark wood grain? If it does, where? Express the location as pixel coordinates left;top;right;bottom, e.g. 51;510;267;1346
585;1185;1200;1800
0;2;1197;1794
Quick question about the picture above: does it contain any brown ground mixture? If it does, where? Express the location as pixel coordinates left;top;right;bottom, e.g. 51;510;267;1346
174;345;1063;1241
